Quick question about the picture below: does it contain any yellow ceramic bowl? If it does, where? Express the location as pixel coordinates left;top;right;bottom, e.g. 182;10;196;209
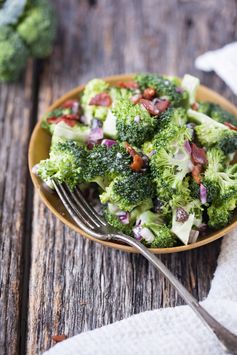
28;74;237;253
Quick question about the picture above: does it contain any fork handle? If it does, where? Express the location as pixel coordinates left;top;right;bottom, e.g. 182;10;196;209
112;233;237;354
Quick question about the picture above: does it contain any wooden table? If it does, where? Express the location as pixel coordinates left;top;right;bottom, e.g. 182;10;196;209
1;1;237;354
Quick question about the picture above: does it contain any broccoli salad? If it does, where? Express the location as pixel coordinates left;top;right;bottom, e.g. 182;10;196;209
34;73;237;248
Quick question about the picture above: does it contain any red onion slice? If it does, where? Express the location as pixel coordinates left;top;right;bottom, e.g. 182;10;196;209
101;139;117;148
200;184;207;204
133;226;142;240
184;140;192;155
88;127;103;143
116;211;130;225
134;115;140;123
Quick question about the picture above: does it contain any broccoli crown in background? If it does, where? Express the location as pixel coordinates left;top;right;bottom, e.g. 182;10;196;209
0;26;28;81
0;0;56;81
135;73;189;107
17;0;56;58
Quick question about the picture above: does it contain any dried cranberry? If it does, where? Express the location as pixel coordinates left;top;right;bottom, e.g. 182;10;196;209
191;143;208;165
117;81;139;89
176;207;189;222
155;99;170;113
191;102;199;111
192;164;202;184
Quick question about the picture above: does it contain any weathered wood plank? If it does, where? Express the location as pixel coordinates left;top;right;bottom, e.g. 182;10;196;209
0;62;36;355
27;0;237;353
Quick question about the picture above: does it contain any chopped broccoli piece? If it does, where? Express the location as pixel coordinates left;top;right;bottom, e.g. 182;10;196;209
83;143;132;189
208;197;237;229
135;73;189;107
0;26;28;81
112;97;158;146
203;148;237;201
37;139;87;189
52;121;90;144
135;211;177;248
158;107;187;130
198;102;237;125
188;109;237;154
100;173;155;211
103;208;133;236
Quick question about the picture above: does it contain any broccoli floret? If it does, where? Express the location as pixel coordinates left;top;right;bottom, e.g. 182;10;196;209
103;208;133;236
81;79;110;124
188;109;237;154
100;173;155;211
83;143;132;189
37;139;87;189
41;107;72;134
189;179;200;200
17;0;56;58
198;102;237;125
0;26;28;81
203;148;237;201
135;211;177;248
158;107;187;130
150;125;192;199
112;97;158;146
135;73;189;107
208;197;237;229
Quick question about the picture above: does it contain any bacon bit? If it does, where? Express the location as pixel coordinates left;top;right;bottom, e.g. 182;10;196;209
124;142;137;157
155;99;170;113
130;93;142;104
191;102;199;111
191;143;208;165
89;92;112;107
52;335;67;343
130;154;144;172
62;99;77;109
192;164;202;184
143;88;156;100
47;116;78;127
140;99;159;116
117;81;139;89
224;122;237;131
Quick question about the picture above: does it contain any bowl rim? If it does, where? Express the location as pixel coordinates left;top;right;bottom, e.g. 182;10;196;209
28;73;237;254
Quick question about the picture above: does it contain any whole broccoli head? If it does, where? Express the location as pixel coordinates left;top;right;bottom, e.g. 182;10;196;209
135;73;189;107
100;173;155;211
188;109;237;154
0;26;28;81
198;102;237;125
208;197;237;229
17;0;56;58
112;97;158;147
37;138;87;189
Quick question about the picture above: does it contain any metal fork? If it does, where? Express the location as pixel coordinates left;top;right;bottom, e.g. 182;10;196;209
53;181;237;354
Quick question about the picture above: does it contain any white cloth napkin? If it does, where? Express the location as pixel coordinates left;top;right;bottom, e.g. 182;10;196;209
195;42;237;95
45;230;237;355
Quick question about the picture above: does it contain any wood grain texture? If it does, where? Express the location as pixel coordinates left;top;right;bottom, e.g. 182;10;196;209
25;0;237;354
0;62;36;355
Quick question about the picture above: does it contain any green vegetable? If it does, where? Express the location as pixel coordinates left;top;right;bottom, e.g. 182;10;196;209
112;97;158;146
198;102;236;125
17;0;56;58
135;73;189;107
158;107;187;130
181;74;200;105
0;26;28;81
100;173;155;211
37;138;87;189
188;109;237;154
208;197;237;229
